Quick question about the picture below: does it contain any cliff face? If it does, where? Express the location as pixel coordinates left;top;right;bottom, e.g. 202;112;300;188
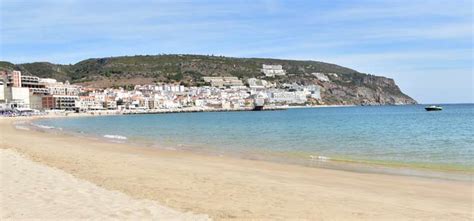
320;75;416;105
0;54;416;105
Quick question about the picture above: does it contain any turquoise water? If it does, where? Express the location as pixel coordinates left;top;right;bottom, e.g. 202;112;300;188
36;104;474;171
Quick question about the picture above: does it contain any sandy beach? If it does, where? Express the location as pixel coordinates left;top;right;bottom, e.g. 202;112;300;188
0;117;472;220
0;148;209;220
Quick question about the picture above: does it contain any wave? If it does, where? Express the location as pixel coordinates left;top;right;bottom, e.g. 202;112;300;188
31;123;55;129
103;134;128;140
309;155;331;161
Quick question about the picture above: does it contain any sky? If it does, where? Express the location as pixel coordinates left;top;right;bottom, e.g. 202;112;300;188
0;0;472;103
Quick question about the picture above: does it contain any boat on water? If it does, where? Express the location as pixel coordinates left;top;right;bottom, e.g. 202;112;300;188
425;105;443;111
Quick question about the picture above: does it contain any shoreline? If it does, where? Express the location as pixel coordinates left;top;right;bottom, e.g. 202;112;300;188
27;113;472;181
2;103;357;118
1;116;473;220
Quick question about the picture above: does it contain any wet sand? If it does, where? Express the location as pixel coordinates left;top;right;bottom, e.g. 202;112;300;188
1;117;472;220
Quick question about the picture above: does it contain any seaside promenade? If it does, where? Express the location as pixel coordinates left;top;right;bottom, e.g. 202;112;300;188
0;115;472;220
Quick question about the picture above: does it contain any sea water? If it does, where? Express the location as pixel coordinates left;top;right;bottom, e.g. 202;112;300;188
35;104;474;172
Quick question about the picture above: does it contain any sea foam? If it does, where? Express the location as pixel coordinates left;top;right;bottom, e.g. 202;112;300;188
310;155;330;161
31;123;55;129
103;135;128;140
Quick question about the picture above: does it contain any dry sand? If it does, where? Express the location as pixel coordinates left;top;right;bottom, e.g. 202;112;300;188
0;117;473;220
0;148;209;220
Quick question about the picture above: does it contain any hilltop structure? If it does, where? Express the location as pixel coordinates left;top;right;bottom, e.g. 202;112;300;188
261;64;286;77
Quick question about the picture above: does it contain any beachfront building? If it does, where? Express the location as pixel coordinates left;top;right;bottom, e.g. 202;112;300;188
4;87;30;108
0;70;88;111
42;95;79;110
280;83;321;100
76;96;104;111
20;75;40;87
270;90;307;104
261;64;286;77
104;99;117;110
0;71;31;108
55;96;79;110
29;93;44;110
22;76;49;95
1;71;49;95
7;71;22;87
45;81;80;96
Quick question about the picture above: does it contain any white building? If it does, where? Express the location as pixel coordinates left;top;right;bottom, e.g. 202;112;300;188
76;96;104;110
261;64;286;77
45;81;80;96
270;91;307;104
306;85;321;100
202;77;244;88
247;78;269;90
6;87;30;108
39;78;57;84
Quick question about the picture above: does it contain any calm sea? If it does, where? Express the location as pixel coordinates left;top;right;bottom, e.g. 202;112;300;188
35;104;474;173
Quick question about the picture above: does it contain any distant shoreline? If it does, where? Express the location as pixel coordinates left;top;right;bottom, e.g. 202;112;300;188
3;104;358;118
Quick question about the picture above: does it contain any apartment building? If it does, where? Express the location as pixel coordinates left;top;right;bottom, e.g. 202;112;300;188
45;81;80;96
42;95;79;110
261;64;286;77
203;77;244;88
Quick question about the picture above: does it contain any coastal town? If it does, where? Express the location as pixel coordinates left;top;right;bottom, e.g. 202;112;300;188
0;64;324;116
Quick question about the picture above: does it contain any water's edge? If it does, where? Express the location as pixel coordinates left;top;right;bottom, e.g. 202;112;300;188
20;116;473;182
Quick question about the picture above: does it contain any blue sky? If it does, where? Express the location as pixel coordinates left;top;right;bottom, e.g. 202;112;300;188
1;0;472;103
